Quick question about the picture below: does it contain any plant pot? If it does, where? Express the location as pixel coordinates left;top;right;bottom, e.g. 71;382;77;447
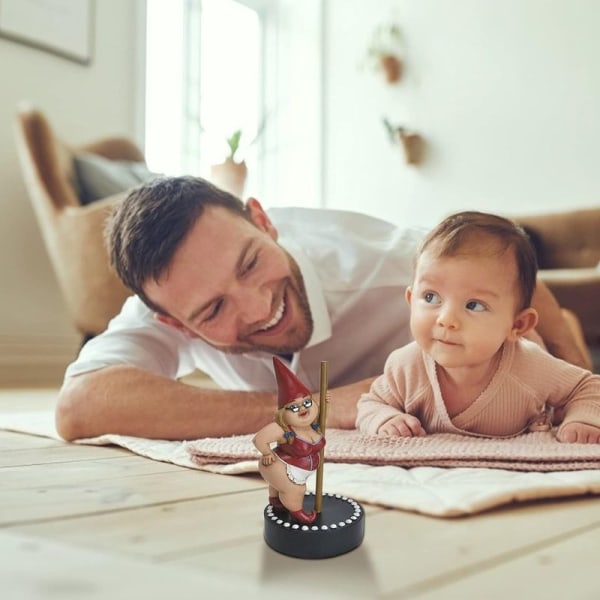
398;132;424;165
210;158;248;197
380;54;402;83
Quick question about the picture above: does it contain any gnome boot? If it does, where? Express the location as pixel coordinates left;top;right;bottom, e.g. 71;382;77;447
289;508;317;524
269;495;286;511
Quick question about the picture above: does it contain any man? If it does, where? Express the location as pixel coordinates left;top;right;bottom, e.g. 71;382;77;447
56;176;591;441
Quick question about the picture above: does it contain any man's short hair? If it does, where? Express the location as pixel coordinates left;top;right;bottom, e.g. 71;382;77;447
106;176;248;313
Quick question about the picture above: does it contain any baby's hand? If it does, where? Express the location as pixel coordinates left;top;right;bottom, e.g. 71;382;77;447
378;414;426;437
556;422;600;444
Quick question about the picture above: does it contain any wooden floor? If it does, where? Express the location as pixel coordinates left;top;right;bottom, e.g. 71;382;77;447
2;387;600;599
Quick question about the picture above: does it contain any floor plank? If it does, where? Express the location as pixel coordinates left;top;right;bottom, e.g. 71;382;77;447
181;536;381;599
0;440;130;467
0;530;271;600
1;455;187;489
12;488;381;560
12;487;268;558
3;386;600;598
167;496;600;597
1;460;265;525
0;429;65;452
414;522;600;600
359;497;600;598
173;512;384;598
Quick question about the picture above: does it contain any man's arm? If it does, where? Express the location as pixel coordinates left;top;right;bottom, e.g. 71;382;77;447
56;365;277;441
324;376;375;429
56;366;373;441
532;279;593;371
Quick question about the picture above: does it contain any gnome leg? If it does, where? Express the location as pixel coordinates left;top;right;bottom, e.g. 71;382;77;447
268;485;286;510
278;484;309;513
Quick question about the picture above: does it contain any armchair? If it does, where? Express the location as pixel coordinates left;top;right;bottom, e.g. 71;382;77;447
14;104;139;341
513;208;600;347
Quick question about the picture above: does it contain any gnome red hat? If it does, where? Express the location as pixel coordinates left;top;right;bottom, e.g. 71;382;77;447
273;356;311;409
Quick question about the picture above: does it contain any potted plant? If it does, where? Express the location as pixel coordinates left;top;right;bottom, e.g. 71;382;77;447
209;129;248;197
207;117;268;197
365;24;403;84
383;117;424;165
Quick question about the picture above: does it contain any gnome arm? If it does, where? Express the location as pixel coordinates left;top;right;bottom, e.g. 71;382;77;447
253;422;285;464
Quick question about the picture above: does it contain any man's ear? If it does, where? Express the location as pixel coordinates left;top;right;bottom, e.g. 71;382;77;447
246;197;278;241
405;287;413;305
508;307;539;341
154;313;197;337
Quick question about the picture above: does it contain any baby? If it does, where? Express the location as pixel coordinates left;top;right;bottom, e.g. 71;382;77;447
356;211;600;443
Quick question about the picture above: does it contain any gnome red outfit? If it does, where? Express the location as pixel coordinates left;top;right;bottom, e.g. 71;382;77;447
252;357;325;524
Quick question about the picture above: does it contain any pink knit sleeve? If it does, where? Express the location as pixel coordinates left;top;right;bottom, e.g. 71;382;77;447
355;343;422;434
518;345;600;429
550;366;600;428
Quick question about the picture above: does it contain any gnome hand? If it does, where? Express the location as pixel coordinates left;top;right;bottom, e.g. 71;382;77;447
261;452;275;466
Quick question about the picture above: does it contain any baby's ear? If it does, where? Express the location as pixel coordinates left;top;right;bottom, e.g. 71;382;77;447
405;287;413;305
508;307;539;341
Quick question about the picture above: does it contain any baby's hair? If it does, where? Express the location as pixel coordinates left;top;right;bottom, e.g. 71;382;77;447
418;211;538;310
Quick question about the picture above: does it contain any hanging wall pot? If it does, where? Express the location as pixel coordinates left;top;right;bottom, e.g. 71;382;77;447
383;117;425;165
398;130;424;165
365;24;403;84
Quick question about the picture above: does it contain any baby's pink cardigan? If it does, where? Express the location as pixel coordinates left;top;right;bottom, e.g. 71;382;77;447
356;339;600;437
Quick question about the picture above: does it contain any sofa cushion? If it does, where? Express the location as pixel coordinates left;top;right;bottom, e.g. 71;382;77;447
74;152;160;205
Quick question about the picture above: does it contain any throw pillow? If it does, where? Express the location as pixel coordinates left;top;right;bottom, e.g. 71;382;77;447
74;152;161;205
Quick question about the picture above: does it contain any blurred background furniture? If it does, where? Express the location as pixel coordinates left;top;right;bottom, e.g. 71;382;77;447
13;103;146;343
513;208;600;357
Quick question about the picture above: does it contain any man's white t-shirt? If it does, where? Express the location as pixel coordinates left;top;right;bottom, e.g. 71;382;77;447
65;207;424;392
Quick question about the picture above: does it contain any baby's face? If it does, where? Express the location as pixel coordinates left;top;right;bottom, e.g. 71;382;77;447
407;248;522;370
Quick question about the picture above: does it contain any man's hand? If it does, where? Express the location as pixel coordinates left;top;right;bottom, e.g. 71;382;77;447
556;422;600;444
57;365;278;441
378;414;426;437
326;377;376;429
531;281;592;370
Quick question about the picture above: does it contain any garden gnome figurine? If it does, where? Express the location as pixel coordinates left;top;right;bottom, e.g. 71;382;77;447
252;357;325;524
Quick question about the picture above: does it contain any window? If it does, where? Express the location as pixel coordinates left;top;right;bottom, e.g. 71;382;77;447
145;0;324;209
145;0;265;195
144;0;185;175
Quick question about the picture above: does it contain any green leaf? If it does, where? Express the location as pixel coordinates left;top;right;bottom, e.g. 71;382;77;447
227;130;242;160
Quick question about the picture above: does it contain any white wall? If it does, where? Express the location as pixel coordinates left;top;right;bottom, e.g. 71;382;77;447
0;0;143;384
2;0;599;383
322;0;600;228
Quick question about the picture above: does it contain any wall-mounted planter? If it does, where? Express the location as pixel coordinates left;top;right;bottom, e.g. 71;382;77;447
380;54;402;83
365;24;403;85
383;118;425;166
398;131;424;165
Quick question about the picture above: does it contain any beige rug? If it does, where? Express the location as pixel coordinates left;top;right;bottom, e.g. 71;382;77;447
3;410;600;517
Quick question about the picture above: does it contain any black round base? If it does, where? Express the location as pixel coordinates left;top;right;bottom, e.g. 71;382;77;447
263;493;365;559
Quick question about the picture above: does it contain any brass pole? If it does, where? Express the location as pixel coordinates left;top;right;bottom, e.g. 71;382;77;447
314;361;328;513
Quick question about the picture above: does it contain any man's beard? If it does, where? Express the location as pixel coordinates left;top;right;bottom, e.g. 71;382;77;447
210;251;313;356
